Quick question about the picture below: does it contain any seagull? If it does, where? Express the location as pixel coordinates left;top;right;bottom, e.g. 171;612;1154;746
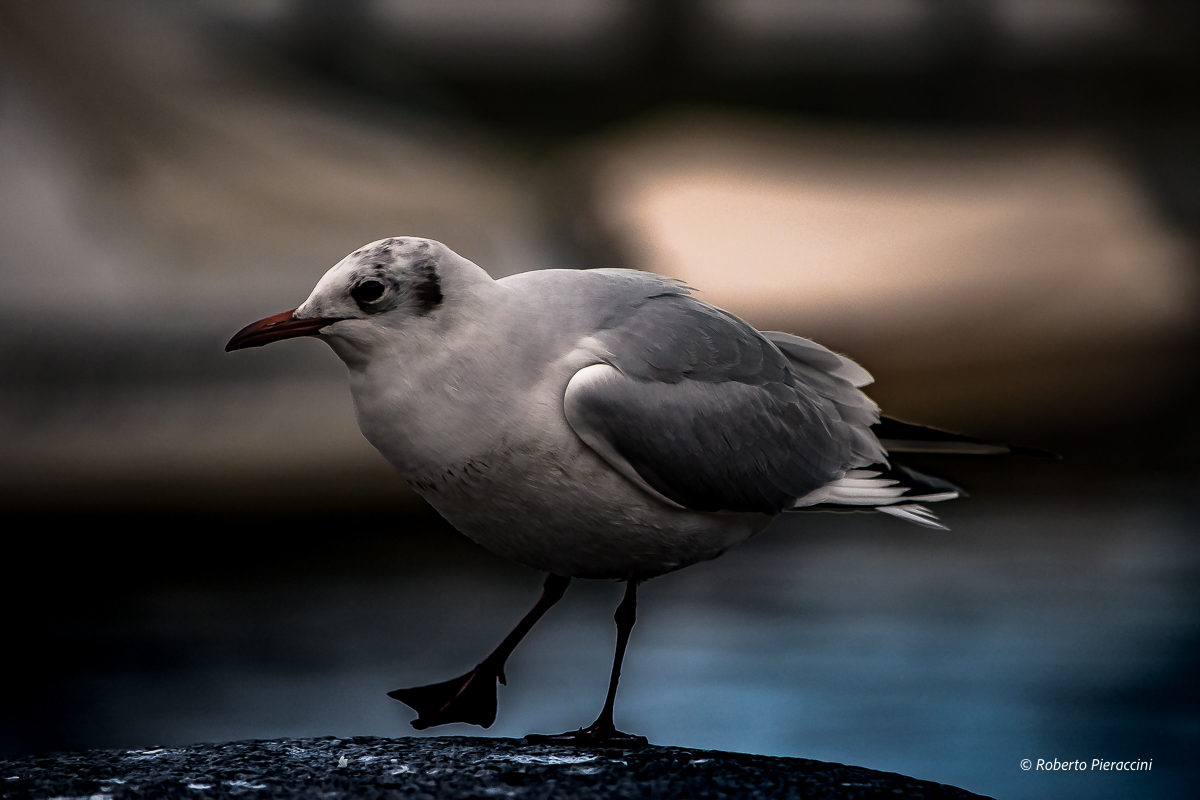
227;236;1039;745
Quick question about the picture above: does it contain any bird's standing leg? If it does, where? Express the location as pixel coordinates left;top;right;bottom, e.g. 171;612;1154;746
525;579;648;746
389;573;570;729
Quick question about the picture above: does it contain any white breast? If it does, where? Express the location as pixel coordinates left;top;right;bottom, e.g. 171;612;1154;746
349;354;767;578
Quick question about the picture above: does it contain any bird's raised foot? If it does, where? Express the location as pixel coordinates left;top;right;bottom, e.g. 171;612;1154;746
523;721;649;748
387;662;501;729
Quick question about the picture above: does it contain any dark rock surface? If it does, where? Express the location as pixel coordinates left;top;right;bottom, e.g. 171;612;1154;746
0;736;993;799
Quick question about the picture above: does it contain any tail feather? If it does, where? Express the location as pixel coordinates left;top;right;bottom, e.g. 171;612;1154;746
789;418;1051;529
873;416;1056;458
791;462;965;529
877;504;949;530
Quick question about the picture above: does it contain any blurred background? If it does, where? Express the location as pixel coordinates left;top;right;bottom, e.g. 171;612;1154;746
1;0;1197;797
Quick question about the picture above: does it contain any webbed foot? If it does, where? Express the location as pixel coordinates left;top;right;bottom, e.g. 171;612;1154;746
524;721;648;747
388;662;502;729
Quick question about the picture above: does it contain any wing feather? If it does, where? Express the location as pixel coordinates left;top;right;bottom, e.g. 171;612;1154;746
564;286;885;515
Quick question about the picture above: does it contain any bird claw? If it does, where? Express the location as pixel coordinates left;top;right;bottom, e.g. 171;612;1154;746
523;721;648;748
387;663;500;729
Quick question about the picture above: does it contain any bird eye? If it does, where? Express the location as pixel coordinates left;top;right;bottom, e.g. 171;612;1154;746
352;280;386;307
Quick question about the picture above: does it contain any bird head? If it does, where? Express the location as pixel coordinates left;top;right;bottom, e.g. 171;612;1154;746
226;237;484;360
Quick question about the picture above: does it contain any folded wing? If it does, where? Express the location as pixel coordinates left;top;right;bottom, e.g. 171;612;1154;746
564;287;884;515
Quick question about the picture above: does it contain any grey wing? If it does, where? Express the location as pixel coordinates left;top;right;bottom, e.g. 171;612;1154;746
761;331;873;388
564;289;885;515
759;331;879;431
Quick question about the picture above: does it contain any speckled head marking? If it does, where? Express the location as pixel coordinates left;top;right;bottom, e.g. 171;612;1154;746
407;257;444;313
254;236;497;361
343;238;444;317
228;236;493;359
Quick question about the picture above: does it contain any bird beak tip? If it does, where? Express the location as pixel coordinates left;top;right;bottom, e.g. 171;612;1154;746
226;309;340;352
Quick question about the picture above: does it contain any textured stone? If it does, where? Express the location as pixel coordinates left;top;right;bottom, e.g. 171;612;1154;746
0;736;992;799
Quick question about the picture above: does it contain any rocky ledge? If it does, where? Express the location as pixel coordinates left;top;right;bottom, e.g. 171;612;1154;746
0;736;992;799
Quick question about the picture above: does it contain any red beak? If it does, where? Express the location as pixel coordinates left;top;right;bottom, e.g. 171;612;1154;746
225;309;344;351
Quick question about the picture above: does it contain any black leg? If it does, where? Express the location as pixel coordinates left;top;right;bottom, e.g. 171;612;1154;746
596;578;638;730
389;573;570;729
525;579;648;746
